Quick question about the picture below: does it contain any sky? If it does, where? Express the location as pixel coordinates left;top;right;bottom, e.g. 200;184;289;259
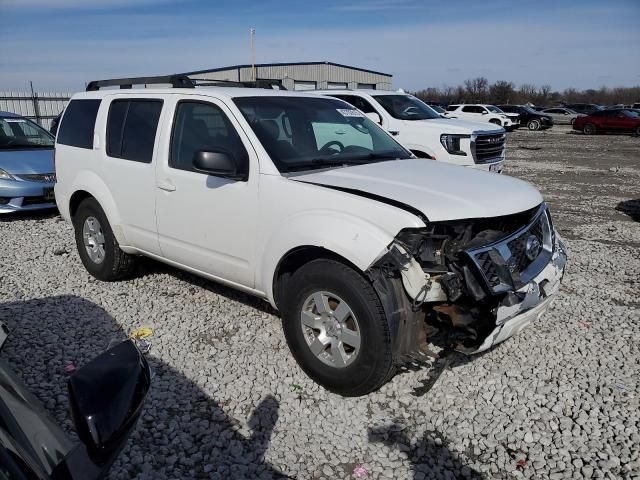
1;0;638;93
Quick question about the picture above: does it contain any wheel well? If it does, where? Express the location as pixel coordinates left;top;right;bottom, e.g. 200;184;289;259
272;246;362;309
69;190;93;218
410;150;434;159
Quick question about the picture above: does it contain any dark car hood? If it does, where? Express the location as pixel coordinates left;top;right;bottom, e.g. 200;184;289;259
0;148;54;174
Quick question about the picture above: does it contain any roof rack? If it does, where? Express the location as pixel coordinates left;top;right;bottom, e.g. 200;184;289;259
86;74;195;91
189;78;287;90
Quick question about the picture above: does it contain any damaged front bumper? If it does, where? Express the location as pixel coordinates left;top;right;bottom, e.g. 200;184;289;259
369;203;567;360
466;234;566;353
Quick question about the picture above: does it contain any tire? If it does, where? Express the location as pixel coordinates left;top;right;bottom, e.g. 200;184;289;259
527;120;541;131
570;118;576;126
72;197;135;281
583;123;596;135
280;258;394;396
635;126;640;136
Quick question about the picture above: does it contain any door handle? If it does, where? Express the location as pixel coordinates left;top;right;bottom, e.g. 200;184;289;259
157;181;176;192
388;130;399;136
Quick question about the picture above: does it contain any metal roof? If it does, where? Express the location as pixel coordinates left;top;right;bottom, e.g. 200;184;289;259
182;61;392;78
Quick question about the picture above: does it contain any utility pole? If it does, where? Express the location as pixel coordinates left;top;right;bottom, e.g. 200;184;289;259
250;28;256;82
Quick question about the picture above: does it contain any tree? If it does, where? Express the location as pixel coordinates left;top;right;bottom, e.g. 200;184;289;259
464;77;489;102
489;81;515;104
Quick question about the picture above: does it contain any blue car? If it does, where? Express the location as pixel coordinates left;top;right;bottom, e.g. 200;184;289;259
0;111;56;214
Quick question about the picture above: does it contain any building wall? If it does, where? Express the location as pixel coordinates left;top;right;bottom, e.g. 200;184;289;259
187;63;392;91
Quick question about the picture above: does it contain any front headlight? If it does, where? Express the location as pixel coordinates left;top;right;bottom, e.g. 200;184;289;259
0;169;15;181
440;134;468;156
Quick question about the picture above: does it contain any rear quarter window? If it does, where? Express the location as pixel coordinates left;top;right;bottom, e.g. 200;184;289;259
57;99;101;149
106;99;163;163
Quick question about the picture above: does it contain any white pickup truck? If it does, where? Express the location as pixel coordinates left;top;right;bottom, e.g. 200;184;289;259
313;90;506;173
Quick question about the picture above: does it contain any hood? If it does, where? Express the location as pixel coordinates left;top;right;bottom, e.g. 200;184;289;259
408;117;504;134
502;112;520;118
0;148;54;174
291;159;543;222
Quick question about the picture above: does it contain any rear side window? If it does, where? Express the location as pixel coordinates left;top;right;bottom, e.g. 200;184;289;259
107;99;163;163
462;105;483;113
57;99;101;149
332;95;376;114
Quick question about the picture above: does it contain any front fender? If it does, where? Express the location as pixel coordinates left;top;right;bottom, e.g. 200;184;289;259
259;210;399;306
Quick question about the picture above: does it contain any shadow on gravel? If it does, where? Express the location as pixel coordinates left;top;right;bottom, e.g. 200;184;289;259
0;208;59;223
134;257;276;316
0;295;290;479
615;199;640;222
369;424;483;479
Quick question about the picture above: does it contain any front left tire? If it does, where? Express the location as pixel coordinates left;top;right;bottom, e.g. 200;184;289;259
280;258;394;396
527;119;541;131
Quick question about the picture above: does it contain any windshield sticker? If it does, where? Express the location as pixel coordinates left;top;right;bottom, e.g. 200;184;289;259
337;109;364;118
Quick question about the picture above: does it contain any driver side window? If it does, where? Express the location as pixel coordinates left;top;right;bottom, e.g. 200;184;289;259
170;101;248;174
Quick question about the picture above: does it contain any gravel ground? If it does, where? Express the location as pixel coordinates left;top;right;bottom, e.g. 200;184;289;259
1;125;639;479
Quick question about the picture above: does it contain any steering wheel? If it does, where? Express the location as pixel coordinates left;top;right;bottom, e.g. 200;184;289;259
319;140;344;155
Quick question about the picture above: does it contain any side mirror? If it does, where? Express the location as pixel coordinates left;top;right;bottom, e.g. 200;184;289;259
564;112;569;115
193;149;243;179
68;340;151;466
365;112;382;125
481;111;488;115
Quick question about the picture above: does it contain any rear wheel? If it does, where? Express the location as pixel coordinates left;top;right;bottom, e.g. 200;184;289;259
72;197;135;281
527;119;541;131
583;123;596;135
280;258;394;396
635;125;640;136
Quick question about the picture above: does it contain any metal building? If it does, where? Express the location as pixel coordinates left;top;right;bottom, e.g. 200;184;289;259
182;62;392;91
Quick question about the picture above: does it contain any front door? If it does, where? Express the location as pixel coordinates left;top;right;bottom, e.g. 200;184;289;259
155;97;259;287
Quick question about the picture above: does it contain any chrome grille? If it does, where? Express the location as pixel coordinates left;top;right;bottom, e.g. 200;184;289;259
16;173;56;183
466;204;553;293
472;132;506;164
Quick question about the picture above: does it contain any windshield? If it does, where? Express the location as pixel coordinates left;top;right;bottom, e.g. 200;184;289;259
430;104;445;114
0;116;54;149
233;96;411;173
486;105;505;114
522;106;539;114
372;94;441;120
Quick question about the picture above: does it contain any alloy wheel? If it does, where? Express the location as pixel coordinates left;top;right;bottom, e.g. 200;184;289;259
300;291;361;368
82;216;106;264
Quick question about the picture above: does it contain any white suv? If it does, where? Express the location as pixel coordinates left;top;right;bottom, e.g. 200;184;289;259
313;90;505;173
55;75;566;396
445;104;520;130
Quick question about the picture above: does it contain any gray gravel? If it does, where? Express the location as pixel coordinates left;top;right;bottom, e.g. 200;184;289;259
1;125;639;479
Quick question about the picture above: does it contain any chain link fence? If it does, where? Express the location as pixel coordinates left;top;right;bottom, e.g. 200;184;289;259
0;91;71;131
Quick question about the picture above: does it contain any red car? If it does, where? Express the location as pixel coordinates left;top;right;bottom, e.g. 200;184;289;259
573;108;640;135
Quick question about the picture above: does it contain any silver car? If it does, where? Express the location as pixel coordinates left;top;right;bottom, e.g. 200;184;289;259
541;107;585;126
0;111;56;213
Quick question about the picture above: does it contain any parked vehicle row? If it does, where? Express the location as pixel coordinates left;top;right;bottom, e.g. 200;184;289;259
52;74;566;398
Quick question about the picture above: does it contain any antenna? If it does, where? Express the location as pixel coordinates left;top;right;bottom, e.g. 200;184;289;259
250;28;256;82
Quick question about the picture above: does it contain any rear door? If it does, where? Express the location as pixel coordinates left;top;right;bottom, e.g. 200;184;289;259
100;94;165;254
460;105;484;121
154;95;258;287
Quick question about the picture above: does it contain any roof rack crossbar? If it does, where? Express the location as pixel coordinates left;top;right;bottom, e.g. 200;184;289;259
86;74;195;91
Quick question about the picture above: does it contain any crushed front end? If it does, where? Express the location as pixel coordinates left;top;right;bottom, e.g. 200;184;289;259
368;203;567;360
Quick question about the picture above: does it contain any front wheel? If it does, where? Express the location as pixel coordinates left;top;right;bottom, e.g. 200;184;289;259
527;120;540;131
583;123;596;135
72;197;135;281
280;259;394;396
635;125;640;136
